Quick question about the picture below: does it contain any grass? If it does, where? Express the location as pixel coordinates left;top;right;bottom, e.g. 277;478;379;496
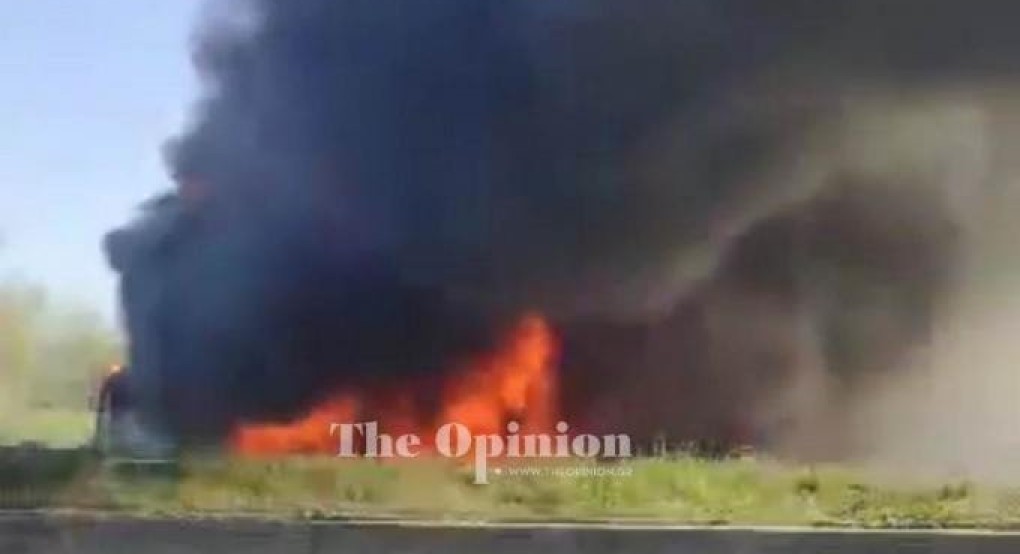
0;408;94;447
3;449;1020;529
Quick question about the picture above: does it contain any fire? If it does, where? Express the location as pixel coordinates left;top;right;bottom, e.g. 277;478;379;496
232;395;359;454
231;313;559;455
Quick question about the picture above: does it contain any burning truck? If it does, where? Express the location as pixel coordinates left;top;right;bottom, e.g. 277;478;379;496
94;0;1010;461
99;187;566;456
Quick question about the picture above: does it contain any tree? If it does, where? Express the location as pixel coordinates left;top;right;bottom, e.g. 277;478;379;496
0;277;121;412
0;280;47;407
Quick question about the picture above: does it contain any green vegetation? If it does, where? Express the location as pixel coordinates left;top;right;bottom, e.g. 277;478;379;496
3;451;1020;529
0;409;94;447
0;276;119;447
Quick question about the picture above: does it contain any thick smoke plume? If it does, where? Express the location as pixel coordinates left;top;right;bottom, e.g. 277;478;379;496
106;0;1020;454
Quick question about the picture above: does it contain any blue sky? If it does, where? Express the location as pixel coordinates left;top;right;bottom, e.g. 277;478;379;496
0;0;201;320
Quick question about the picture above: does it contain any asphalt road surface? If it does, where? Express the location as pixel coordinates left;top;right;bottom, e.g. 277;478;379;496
3;515;1020;553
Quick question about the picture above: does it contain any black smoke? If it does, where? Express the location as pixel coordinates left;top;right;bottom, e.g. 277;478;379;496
106;0;1020;448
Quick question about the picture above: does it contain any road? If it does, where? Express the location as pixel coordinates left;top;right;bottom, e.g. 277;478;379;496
2;515;1020;553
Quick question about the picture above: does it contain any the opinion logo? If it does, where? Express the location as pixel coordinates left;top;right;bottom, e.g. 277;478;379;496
329;421;632;484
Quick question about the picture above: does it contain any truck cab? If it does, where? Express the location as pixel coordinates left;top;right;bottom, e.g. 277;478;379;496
93;365;132;455
93;365;175;460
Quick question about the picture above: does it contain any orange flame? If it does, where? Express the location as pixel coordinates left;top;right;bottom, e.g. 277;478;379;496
231;312;559;455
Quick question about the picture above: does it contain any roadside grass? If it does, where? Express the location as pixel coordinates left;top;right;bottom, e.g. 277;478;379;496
3;449;1020;529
